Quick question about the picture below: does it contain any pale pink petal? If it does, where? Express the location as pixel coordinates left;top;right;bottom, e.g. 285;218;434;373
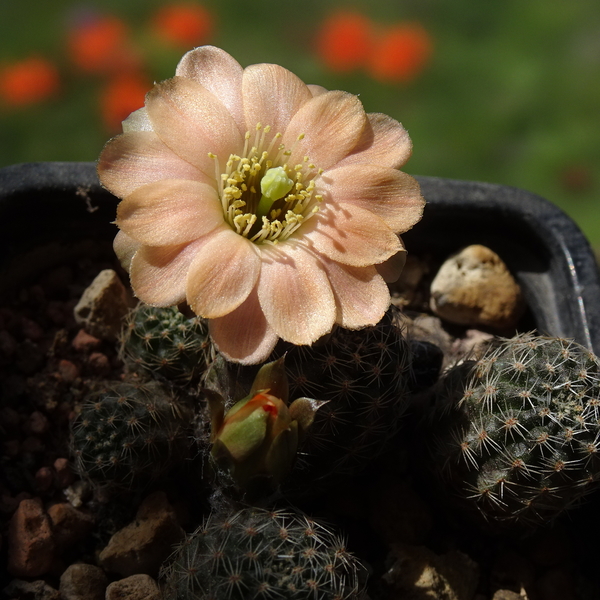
307;84;328;97
145;76;243;178
98;131;209;199
113;230;141;271
122;107;153;132
301;202;403;267
242;63;312;137
129;237;210;306
375;245;407;283
335;113;412;169
209;287;279;365
282;91;367;170
186;229;261;319
116;179;224;246
320;259;391;329
317;164;424;233
258;242;335;345
175;46;245;132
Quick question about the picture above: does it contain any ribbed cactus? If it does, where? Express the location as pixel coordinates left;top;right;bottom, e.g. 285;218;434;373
431;333;600;525
70;380;193;488
119;303;213;382
160;507;366;600
274;306;413;490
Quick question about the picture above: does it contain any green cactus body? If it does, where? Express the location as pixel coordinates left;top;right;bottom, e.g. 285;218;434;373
120;304;213;382
161;507;365;600
276;307;412;489
70;380;192;488
434;333;600;525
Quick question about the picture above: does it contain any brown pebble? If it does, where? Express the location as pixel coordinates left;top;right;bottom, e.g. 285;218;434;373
8;498;55;577
105;574;162;600
3;579;60;600
60;563;108;600
492;591;523;600
26;411;49;435
21;317;44;341
47;502;95;552
35;467;54;492
71;328;102;352
58;359;79;382
46;301;67;325
54;458;76;488
88;352;111;375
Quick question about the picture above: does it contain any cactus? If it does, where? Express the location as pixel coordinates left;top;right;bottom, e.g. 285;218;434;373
70;380;193;488
160;506;366;600
431;333;600;526
119;303;213;383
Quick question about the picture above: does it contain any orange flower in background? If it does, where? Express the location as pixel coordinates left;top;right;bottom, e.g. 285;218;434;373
367;23;433;83
100;73;150;131
315;10;373;72
67;13;141;74
0;57;59;106
151;3;214;48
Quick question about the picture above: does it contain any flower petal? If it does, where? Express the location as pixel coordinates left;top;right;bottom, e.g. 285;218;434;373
98;131;209;199
129;238;209;306
321;259;391;329
335;113;413;169
113;230;140;271
145;76;243;178
175;46;245;132
317;164;424;233
376;246;407;283
209;287;279;364
186;229;261;319
242;63;312;137
307;84;328;97
258;242;335;345
282;90;367;170
122;107;153;132
302;202;403;267
116;179;224;246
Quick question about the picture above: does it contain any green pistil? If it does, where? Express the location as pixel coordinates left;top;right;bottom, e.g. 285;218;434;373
256;166;294;219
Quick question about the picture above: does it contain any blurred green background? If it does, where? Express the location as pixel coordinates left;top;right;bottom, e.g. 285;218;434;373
0;0;599;249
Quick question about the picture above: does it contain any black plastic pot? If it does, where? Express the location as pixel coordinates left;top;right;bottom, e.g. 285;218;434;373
1;161;599;353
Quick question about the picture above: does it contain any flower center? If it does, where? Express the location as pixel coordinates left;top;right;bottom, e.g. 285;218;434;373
209;123;323;245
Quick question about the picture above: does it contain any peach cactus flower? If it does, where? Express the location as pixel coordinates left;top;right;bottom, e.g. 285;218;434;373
98;45;424;364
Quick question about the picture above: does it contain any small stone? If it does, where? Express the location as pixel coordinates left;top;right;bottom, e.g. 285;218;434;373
71;328;102;352
47;502;95;552
383;543;479;600
53;457;76;488
59;563;107;600
430;244;525;330
492;591;523;600
3;578;60;600
63;480;91;508
88;352;111;376
7;498;55;577
21;436;44;454
58;359;80;382
99;491;185;577
21;317;44;341
26;411;50;435
74;269;133;341
105;574;162;600
34;467;54;492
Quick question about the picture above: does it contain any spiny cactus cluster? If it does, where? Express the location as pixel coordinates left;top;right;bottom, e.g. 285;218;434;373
160;506;365;600
70;380;193;488
272;307;413;489
119;303;213;382
431;333;600;525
